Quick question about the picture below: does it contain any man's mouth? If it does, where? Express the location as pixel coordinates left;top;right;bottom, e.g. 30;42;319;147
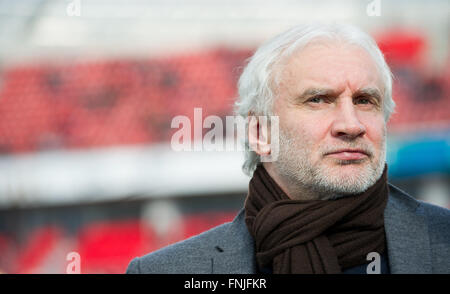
325;149;369;160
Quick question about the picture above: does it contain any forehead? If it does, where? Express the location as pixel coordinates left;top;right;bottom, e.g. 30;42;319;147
276;40;384;95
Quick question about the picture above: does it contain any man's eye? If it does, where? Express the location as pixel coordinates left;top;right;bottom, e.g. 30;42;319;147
308;96;324;103
356;97;372;104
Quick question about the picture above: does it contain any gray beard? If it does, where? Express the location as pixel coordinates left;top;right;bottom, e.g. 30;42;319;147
273;127;386;200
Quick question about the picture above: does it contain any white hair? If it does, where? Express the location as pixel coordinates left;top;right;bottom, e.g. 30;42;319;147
234;23;395;176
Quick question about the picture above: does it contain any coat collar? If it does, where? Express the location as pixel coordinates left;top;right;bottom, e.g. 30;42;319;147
211;183;431;274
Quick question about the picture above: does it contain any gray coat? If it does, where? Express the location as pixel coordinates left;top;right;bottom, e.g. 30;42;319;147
126;184;450;274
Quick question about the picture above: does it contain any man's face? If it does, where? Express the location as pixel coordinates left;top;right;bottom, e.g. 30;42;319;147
271;41;386;200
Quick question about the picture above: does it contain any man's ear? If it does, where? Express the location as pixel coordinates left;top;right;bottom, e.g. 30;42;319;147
248;114;271;156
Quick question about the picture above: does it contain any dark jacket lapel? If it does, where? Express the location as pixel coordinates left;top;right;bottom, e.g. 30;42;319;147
384;184;432;273
211;210;256;274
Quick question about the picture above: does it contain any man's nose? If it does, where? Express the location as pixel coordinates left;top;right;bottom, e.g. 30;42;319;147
330;100;366;139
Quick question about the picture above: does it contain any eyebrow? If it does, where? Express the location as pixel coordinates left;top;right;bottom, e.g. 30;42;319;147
295;88;337;101
353;88;382;103
295;87;382;102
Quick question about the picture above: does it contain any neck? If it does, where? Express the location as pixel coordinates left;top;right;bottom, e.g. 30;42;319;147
262;162;329;201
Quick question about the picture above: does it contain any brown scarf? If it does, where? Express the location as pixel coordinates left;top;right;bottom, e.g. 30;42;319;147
244;164;389;274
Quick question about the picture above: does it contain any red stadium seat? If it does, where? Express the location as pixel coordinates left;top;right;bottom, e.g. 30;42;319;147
181;211;236;239
14;226;63;274
77;220;155;274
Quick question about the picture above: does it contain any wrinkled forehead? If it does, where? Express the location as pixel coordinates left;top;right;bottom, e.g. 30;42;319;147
273;39;385;96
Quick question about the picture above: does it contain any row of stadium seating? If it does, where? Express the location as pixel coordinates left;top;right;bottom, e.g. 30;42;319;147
0;45;448;154
0;210;236;274
0;49;249;153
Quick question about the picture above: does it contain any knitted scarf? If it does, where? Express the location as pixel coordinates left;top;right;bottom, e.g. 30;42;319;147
245;164;388;273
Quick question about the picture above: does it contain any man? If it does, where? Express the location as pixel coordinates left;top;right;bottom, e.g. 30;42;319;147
126;24;450;274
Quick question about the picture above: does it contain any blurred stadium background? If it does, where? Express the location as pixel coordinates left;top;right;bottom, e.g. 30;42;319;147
0;0;448;274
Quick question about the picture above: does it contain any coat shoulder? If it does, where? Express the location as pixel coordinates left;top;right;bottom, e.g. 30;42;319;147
388;183;450;273
418;198;450;244
417;195;450;273
389;183;450;230
126;221;233;274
